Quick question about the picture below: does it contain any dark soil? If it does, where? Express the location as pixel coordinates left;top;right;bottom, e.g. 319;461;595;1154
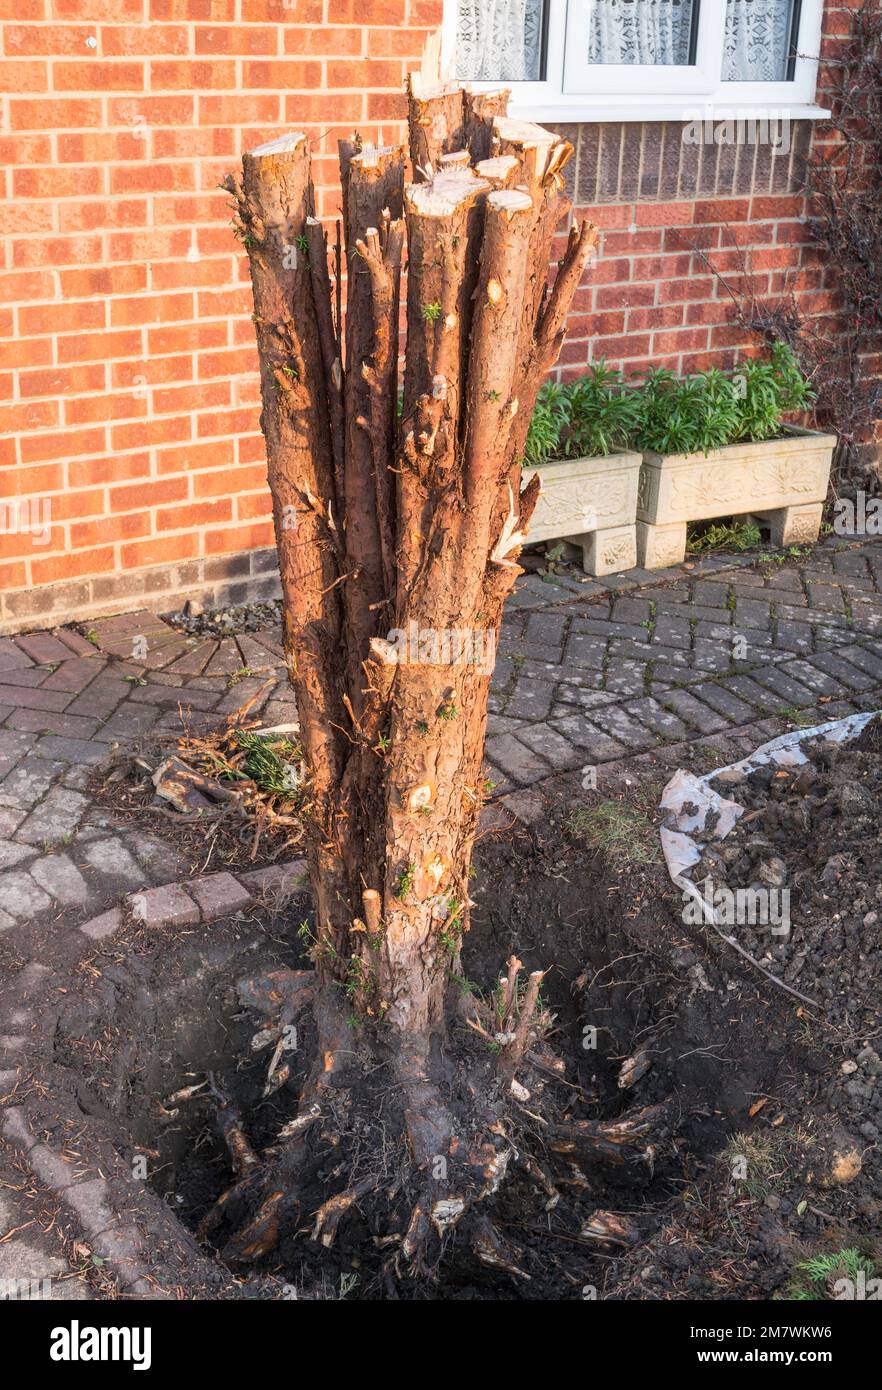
43;758;881;1299
702;721;882;1132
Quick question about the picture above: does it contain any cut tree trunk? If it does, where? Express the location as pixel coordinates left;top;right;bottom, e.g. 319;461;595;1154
217;81;603;1278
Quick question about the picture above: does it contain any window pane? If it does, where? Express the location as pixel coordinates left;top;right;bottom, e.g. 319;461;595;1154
723;0;795;82
455;1;545;83
586;0;697;67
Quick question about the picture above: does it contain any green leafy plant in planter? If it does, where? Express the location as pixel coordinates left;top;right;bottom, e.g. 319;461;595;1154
633;344;815;455
523;359;641;464
525;343;814;464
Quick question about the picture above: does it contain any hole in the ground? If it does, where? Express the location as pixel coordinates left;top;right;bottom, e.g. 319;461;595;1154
51;827;796;1299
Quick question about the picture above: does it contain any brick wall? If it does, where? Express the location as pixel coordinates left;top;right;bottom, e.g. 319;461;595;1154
0;0;849;633
0;0;442;633
553;119;818;379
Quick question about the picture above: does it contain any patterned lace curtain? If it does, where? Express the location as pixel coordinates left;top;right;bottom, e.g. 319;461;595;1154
587;0;696;66
455;0;545;82
723;0;794;82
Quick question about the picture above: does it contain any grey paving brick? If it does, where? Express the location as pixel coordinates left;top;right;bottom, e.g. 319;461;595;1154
779;659;843;698
690;639;734;673
733;597;773;628
514;723;583;770
16;787;88;846
839;643;882;682
552;686;616;711
692;580;731;605
623;697;690;741
565;633;608;668
128;682;219;709
849;598;882;631
80;908;123;941
589;704;660;749
486;713;527;736
93;702;160;742
604;661;648;697
652;616;692;648
692;620;735;642
65;678;132;721
511;641;564;665
483;734;551;785
0;806;26;836
687;603;731;624
30;853;91;906
774;621;815;654
724;674;784;711
0;840;34;870
33;735;107;766
690;683;755;724
658;690;729;734
0;755;64;809
742;669;813;714
549;715;626;762
0;870;52;920
809;649;877;691
524;612;569;646
504;678;557;722
81;838;145;888
611;596;653;625
806;583;845;611
572;618;645;641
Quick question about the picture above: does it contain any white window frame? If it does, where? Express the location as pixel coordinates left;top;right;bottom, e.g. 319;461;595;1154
442;0;829;122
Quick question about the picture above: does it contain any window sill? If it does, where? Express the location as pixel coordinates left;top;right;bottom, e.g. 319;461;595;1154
507;101;832;125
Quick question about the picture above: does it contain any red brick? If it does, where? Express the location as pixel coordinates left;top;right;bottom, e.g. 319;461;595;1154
20;427;106;464
71;513;151;548
68;453;151;488
19;363;106;399
204;521;274;554
0;60;48;93
195;26;277;54
286;26;362;55
4;26;94;56
111;416;191;451
53;61;145;90
156;440;234;477
13;166;103;198
66;392;147;426
693;198;751;224
156;499;232;530
58;329;141;364
328;0;404;18
243;60;323;88
32;548;115;586
10;97;102;129
101;24;190;55
109;292;195;328
110;477;188;512
121;533;200;568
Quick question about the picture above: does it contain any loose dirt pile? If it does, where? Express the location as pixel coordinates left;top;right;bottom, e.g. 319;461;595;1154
698;719;882;1147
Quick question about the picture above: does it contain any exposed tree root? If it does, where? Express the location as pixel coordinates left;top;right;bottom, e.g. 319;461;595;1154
180;958;672;1287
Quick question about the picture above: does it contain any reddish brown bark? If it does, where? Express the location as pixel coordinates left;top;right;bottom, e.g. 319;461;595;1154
227;95;596;1043
222;86;600;1266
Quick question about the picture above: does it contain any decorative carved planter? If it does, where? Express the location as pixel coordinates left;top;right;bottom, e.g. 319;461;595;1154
521;449;643;576
636;427;837;570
